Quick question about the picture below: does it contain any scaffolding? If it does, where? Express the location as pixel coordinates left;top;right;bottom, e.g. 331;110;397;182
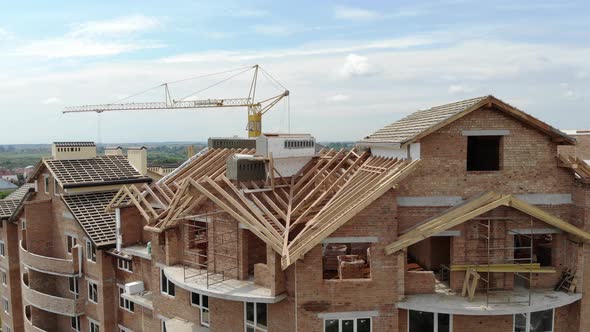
182;211;240;288
470;216;534;307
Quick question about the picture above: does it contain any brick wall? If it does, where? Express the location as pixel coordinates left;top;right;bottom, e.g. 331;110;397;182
294;191;401;332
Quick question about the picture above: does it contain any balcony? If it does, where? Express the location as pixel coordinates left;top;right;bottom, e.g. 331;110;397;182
24;306;49;332
398;284;582;315
19;239;81;276
164;265;286;304
22;278;84;316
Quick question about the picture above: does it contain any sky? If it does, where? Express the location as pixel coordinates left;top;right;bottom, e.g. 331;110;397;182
0;0;589;144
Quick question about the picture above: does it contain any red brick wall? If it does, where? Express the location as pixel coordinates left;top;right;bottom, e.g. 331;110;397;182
294;191;401;332
398;107;574;198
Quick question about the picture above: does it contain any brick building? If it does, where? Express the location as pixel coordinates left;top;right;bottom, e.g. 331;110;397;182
1;95;590;332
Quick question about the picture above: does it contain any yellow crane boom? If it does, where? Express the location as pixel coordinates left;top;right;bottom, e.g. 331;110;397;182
63;65;289;138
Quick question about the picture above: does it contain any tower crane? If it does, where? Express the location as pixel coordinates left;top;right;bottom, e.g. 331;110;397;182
63;65;289;138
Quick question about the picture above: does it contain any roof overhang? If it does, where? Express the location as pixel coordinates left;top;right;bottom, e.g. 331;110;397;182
399;96;575;148
385;191;590;255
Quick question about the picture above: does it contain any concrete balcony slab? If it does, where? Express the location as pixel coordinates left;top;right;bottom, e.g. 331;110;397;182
22;281;84;317
163;265;286;304
397;287;582;315
20;241;81;276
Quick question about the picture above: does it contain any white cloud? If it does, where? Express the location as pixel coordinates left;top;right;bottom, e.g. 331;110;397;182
4;15;165;59
339;54;371;78
71;15;161;37
41;97;61;104
161;37;432;63
327;94;350;103
334;6;380;21
0;28;13;40
12;37;164;58
448;84;473;94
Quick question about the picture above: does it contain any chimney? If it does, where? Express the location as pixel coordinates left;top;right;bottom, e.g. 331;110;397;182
127;147;148;175
105;146;123;156
51;142;96;160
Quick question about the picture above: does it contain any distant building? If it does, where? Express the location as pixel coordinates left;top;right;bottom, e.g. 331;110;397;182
0;179;17;192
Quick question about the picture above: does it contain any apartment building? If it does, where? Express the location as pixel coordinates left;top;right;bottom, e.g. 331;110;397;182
1;95;590;331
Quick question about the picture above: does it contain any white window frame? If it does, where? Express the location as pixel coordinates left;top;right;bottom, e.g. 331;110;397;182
407;310;452;332
69;277;79;295
117;258;133;272
43;175;49;194
513;309;554;332
0;241;5;257
3;324;10;332
161;319;167;332
324;317;372;332
0;268;7;286
2;297;9;314
118;285;135;313
245;302;268;332
89;318;100;332
71;316;81;332
54;177;59;196
160;269;175;297
21;219;26;230
66;235;77;254
118;325;133;332
86;240;96;262
88;280;98;303
191;292;209;327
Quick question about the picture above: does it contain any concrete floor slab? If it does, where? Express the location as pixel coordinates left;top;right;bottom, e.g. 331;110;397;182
163;265;286;304
397;287;581;315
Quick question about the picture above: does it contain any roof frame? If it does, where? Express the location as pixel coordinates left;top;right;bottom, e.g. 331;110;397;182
384;191;590;255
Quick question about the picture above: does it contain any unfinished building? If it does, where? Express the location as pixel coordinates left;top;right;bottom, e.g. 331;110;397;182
1;95;590;331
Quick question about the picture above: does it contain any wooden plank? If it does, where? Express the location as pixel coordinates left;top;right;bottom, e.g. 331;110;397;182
508;196;590;242
191;179;283;253
384;195;510;255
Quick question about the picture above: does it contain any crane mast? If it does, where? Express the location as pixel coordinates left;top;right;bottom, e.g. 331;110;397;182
63;65;289;138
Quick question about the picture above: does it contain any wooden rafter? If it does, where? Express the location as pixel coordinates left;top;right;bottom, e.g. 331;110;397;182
384;191;590;256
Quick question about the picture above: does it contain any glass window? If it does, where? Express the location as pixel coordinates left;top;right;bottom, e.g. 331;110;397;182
89;321;100;332
71;316;81;331
245;302;267;332
67;235;77;254
118;286;135;312
323;318;372;332
0;241;5;256
530;309;553;332
191;292;209;326
118;258;133;272
409;310;451;332
160;269;175;297
324;320;339;332
69;277;78;295
88;281;98;303
86;240;96;262
514;309;553;332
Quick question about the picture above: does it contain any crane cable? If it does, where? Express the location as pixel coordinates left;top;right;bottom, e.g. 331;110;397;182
178;66;254;101
109;65;255;105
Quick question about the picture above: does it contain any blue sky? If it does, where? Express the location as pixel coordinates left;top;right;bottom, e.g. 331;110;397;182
1;0;589;143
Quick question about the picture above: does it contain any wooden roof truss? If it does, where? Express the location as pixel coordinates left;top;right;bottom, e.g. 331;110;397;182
384;191;590;255
168;149;420;269
558;154;590;179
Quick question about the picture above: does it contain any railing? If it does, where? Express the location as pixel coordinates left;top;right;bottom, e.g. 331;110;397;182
22;279;84;316
20;230;81;276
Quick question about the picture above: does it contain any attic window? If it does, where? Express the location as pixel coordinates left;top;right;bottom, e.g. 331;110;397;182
467;136;501;171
